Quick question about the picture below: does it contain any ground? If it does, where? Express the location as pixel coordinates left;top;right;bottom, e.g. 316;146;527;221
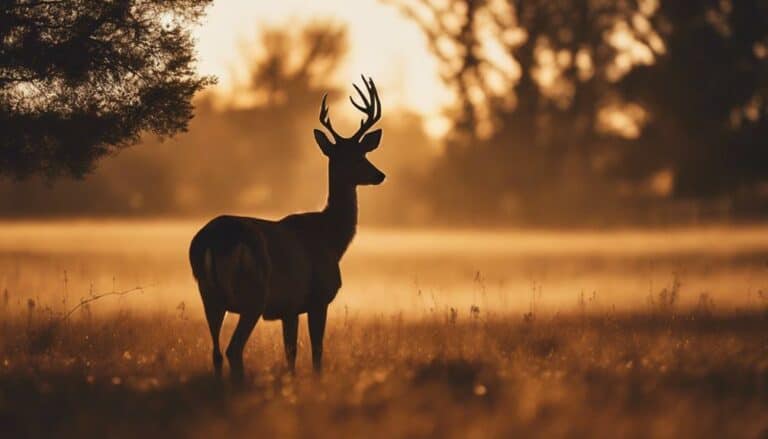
0;222;767;437
1;310;766;438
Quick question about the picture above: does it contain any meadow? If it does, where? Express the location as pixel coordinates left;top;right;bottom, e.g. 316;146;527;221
0;221;767;437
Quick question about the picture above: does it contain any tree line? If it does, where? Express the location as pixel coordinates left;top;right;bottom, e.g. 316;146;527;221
2;1;767;225
388;0;768;225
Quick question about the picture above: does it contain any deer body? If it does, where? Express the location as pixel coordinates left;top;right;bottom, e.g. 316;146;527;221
190;77;383;380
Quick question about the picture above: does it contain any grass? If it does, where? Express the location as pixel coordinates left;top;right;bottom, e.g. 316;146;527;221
2;223;768;437
1;307;766;438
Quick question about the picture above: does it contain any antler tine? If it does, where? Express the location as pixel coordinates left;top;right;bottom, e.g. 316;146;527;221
367;75;381;121
350;75;382;141
350;83;371;111
319;93;343;142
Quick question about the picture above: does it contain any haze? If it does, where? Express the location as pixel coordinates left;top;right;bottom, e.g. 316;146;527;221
2;2;768;436
194;0;451;132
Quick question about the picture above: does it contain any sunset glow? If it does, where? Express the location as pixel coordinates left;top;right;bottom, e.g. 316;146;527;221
193;0;451;125
3;1;768;436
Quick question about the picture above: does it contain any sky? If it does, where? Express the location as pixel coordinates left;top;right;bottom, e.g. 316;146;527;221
193;0;451;133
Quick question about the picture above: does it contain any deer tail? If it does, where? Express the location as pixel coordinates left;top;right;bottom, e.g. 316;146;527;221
189;229;216;290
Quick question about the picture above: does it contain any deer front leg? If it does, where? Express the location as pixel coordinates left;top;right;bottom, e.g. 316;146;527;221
308;305;328;374
282;314;299;373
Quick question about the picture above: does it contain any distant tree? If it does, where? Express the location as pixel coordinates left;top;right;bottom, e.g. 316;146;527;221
392;0;768;218
387;0;653;222
246;21;348;108
0;0;213;178
0;20;351;217
224;21;348;209
385;0;644;136
618;0;768;199
0;19;436;223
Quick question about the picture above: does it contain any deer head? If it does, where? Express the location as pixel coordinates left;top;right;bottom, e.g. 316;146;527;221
314;76;385;186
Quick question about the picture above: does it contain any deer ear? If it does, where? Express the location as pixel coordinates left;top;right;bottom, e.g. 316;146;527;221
360;129;382;152
314;129;334;156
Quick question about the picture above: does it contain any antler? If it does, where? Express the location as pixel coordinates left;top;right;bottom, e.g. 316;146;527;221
349;75;381;141
319;94;344;142
317;76;381;143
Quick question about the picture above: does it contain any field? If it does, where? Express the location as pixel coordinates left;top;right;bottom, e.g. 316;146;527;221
1;221;767;438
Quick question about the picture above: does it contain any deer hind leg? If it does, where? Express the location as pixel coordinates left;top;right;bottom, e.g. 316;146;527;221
308;305;328;374
226;312;260;383
202;296;226;378
223;241;268;383
197;267;226;378
282;314;299;373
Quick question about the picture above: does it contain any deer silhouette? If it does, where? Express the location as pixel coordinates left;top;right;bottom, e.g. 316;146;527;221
189;76;384;381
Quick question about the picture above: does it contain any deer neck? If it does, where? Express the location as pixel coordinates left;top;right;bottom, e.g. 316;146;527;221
322;172;358;259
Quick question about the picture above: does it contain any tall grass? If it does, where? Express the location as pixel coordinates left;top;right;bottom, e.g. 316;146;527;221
1;302;766;438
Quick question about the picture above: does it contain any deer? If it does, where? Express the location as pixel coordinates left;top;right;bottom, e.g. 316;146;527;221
189;76;384;381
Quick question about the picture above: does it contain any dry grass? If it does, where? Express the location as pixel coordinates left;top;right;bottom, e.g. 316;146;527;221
2;223;768;437
1;307;766;438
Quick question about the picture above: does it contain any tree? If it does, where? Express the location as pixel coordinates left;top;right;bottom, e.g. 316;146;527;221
0;0;213;178
387;0;653;222
246;21;347;108
390;0;768;223
0;20;353;217
226;21;349;210
618;0;768;199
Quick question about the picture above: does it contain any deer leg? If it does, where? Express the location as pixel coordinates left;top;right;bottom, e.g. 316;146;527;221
203;300;226;378
226;312;259;383
282;314;299;373
308;305;328;374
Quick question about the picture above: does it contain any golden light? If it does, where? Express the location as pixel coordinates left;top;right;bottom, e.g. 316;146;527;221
193;0;452;131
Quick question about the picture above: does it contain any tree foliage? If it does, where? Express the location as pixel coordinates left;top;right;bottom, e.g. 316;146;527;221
619;0;768;198
0;20;438;224
247;21;348;107
0;0;213;178
389;0;768;223
0;21;350;215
